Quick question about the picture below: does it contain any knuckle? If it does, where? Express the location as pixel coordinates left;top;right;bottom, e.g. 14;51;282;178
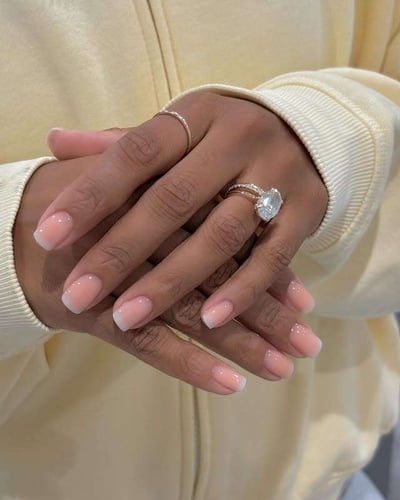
255;240;293;275
235;334;264;367
255;300;282;334
206;214;248;257
117;128;161;169
97;241;136;276
178;347;206;379
72;176;105;215
169;290;204;332
127;322;166;357
203;260;238;290
149;174;197;222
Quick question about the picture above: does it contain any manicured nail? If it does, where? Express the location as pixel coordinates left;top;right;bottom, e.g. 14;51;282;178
62;274;102;314
49;127;64;132
113;296;153;331
33;211;73;250
202;300;234;329
290;323;322;358
211;365;247;392
286;280;315;313
264;349;294;379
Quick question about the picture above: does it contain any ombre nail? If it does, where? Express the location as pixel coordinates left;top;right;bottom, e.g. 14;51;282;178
290;323;322;358
286;280;315;313
263;349;294;379
211;365;247;392
62;274;102;314
113;296;153;331
33;211;73;250
202;300;234;329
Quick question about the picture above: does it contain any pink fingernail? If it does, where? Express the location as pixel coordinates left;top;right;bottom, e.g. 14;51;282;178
113;296;153;331
202;300;234;329
286;280;315;313
33;211;73;250
290;323;322;358
61;274;102;314
264;349;294;379
211;365;247;392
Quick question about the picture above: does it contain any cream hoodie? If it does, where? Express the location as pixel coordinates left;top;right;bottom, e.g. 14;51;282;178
0;1;399;499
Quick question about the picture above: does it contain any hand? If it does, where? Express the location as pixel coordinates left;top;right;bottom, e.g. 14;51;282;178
36;92;327;343
16;156;320;395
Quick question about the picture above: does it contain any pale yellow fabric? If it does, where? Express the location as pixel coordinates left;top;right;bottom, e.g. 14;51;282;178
0;1;399;499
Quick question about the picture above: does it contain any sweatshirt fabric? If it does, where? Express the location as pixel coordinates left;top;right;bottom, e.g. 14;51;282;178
0;1;399;499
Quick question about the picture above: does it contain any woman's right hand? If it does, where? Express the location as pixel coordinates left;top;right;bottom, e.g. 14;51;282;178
14;153;316;395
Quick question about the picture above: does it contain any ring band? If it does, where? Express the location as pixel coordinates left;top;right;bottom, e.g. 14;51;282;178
155;110;192;155
224;183;283;222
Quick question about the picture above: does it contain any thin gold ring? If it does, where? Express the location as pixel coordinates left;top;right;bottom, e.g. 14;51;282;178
155;110;192;155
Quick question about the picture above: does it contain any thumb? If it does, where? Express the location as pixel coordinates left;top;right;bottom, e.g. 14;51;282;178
47;127;129;160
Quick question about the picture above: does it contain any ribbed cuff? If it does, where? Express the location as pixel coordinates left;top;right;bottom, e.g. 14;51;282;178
0;157;55;359
166;77;391;259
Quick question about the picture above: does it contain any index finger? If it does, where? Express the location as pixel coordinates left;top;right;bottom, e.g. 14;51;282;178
34;97;214;251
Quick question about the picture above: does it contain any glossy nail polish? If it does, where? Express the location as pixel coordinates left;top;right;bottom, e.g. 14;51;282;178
62;274;102;314
33;211;73;250
286;280;315;313
202;300;234;329
264;349;294;379
211;365;247;392
290;323;322;358
113;296;153;331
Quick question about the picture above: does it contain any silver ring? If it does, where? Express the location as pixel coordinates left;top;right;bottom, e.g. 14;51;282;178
224;183;283;222
155;110;192;155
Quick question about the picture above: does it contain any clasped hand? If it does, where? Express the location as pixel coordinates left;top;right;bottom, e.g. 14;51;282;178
27;91;328;393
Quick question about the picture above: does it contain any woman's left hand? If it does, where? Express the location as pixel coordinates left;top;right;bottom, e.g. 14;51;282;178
36;91;328;331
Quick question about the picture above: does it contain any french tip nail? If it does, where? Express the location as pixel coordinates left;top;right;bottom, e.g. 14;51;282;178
49;127;64;132
113;310;130;332
33;229;53;251
61;291;84;314
211;365;247;393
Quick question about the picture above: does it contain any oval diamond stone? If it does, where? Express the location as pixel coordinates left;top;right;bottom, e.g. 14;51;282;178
255;188;283;222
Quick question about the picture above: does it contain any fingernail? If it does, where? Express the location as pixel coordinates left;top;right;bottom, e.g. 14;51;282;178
211;365;247;392
202;300;234;329
49;127;64;132
33;211;73;250
61;274;102;314
264;349;294;379
287;280;315;313
113;296;153;331
290;323;322;358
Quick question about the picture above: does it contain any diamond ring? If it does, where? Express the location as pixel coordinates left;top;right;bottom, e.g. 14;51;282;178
224;183;283;222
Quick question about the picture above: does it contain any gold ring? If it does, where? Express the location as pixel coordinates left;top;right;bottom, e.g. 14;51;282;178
155;109;192;155
224;183;283;222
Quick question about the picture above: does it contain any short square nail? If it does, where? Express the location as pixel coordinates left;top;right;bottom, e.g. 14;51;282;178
202;300;234;329
211;365;247;392
289;323;322;358
264;349;294;379
286;280;315;313
61;274;102;314
113;296;153;331
33;211;73;250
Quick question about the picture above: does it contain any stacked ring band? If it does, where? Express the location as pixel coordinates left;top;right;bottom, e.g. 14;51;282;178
224;183;283;222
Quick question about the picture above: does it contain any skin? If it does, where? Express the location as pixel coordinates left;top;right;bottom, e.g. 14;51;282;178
35;92;328;337
15;155;317;395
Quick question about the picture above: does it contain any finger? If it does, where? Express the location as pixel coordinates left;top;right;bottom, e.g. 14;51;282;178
113;260;295;379
163;290;294;381
60;130;244;315
35;96;213;251
268;267;315;314
57;291;246;395
200;203;310;328
48;128;129;160
110;196;259;331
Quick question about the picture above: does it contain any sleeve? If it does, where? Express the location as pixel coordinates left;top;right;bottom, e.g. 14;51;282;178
0;157;54;359
165;19;400;320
